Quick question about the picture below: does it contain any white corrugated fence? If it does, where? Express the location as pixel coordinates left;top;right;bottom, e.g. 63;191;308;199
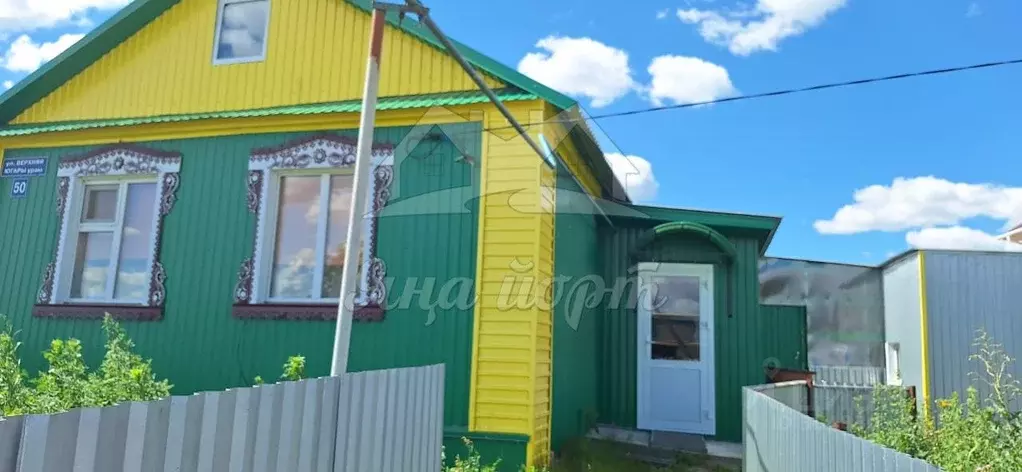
744;381;940;472
0;364;444;472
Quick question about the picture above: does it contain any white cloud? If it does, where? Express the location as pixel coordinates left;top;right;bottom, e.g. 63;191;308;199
966;2;982;17
2;80;11;89
607;153;659;202
677;0;848;55
2;34;84;72
646;55;737;106
814;176;1022;235
0;0;130;31
518;36;636;108
906;226;1022;252
656;9;670;19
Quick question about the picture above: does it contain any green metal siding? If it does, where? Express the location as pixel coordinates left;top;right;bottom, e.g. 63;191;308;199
597;223;781;442
759;305;809;372
550;167;599;452
0;123;480;428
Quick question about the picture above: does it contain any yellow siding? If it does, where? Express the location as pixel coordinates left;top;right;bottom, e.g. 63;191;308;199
469;104;553;467
543;104;601;196
15;0;503;124
533;160;556;464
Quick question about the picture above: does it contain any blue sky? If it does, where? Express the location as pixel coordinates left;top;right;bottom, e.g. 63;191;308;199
3;0;1021;266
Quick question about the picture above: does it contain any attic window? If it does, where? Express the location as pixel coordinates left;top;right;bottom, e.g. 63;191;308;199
213;0;270;65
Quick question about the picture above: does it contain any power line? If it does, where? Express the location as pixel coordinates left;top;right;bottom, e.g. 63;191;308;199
473;57;1022;134
589;57;1022;122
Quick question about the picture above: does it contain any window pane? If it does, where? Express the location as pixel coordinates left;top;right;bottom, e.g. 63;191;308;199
323;175;354;298
650;276;701;361
114;183;157;301
81;186;118;222
216;0;269;61
270;176;320;299
70;232;114;299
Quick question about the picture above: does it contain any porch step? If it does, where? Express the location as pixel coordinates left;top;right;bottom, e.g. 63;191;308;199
650;430;708;454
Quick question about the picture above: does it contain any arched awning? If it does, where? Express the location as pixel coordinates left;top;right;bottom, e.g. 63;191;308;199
633;221;738;260
632;221;738;318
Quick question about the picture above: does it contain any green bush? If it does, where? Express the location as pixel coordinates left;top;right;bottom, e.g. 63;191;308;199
852;331;1022;471
0;314;171;416
281;355;306;382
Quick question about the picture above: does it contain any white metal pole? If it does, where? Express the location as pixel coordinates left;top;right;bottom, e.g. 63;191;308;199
331;6;387;376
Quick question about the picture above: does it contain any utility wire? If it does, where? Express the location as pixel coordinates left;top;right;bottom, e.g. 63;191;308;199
475;57;1022;134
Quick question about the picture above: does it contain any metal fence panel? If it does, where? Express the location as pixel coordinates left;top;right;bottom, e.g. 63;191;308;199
0;416;22;471
815;385;875;427
811;365;885;387
744;385;941;472
0;364;444;472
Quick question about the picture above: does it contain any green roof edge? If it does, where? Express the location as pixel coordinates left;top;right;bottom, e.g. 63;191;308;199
0;0;180;123
625;204;782;255
0;89;539;137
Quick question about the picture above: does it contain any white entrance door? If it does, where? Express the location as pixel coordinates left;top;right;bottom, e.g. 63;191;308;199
637;262;716;435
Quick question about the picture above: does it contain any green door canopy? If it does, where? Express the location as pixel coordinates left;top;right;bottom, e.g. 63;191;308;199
631;221;738;317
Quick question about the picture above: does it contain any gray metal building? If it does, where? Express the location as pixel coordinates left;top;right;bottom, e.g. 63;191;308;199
881;249;1022;410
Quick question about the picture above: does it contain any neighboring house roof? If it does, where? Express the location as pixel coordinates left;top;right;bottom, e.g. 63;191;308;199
0;0;575;125
0;89;539;137
997;223;1022;241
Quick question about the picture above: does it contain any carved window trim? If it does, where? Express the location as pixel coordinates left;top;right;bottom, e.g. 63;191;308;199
33;145;182;321
232;134;393;322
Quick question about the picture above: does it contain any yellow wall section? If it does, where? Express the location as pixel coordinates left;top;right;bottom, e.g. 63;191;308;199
468;104;553;467
15;0;503;124
542;104;600;196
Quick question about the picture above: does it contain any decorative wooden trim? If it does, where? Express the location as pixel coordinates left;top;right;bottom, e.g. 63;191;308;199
236;134;394;318
58;145;182;177
232;304;384;322
32;304;163;321
37;145;182;309
37;178;70;305
249;133;394;158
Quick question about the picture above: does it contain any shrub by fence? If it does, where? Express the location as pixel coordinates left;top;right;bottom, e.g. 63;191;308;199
0;365;444;472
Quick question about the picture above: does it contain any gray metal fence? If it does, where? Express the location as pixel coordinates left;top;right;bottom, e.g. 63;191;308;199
0;365;444;472
815;385;876;427
810;365;886;428
744;383;940;472
810;365;885;387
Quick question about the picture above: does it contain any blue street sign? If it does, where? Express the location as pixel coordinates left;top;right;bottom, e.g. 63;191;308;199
1;157;47;178
10;178;28;199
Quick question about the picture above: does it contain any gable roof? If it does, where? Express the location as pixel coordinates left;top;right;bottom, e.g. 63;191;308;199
0;0;576;124
0;0;628;203
0;0;180;124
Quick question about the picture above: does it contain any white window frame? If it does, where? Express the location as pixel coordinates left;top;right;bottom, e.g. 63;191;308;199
38;147;182;308
62;177;159;304
260;169;356;305
238;135;394;308
212;0;271;66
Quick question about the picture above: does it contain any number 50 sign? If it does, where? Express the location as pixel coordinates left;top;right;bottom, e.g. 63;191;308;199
10;178;28;199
